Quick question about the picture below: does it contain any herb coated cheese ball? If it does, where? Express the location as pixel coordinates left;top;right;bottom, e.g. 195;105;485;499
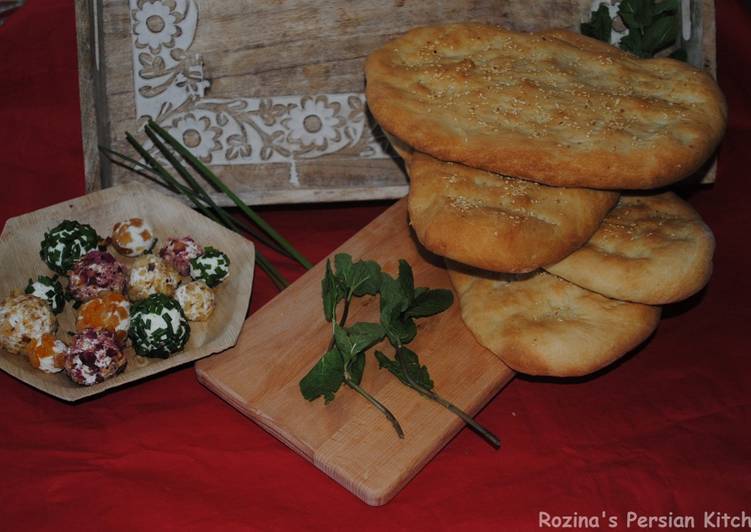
65;328;127;386
111;218;156;257
0;295;57;355
25;275;65;314
190;246;230;288
127;255;180;301
159;236;203;276
67;250;128;302
76;292;130;344
39;220;100;274
27;333;67;374
129;294;190;358
175;281;215;321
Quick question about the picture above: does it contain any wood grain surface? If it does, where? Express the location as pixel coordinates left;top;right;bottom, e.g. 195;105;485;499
0;183;255;401
195;198;515;505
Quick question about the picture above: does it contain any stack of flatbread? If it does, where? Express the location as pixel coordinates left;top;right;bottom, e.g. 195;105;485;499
365;23;726;377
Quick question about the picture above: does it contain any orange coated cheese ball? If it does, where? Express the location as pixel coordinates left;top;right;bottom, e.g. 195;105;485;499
27;333;67;374
111;218;156;257
76;292;130;343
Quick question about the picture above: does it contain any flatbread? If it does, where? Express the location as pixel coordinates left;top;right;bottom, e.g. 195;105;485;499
447;262;661;377
544;192;714;304
406;151;618;273
365;23;726;189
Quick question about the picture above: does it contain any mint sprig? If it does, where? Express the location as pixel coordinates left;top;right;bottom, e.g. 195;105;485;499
582;0;682;59
300;253;501;447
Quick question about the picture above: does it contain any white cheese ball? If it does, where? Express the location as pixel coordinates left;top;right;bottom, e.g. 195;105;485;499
112;218;156;257
0;295;57;354
175;281;216;321
127;255;180;301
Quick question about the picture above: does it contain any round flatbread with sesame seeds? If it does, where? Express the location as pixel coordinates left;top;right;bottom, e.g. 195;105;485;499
446;262;661;377
406;151;618;273
365;23;726;189
544;192;714;304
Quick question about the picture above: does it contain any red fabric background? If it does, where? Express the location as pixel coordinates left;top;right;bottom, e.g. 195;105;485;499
1;2;749;530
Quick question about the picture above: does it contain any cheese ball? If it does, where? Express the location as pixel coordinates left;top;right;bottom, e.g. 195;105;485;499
128;255;180;301
68;250;128;302
39;220;99;274
111;218;156;257
159;237;203;276
25;275;65;314
190;246;230;288
76;292;130;344
65;328;127;386
27;333;67;374
129;294;190;358
175;281;215;321
0;295;57;354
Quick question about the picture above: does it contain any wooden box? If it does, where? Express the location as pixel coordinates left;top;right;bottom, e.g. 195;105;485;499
76;0;717;206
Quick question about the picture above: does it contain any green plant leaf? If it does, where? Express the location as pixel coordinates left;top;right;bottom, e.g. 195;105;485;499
299;347;345;403
350;260;382;297
334;253;382;298
619;0;653;29
581;4;613;43
349;352;366;386
397;260;415;306
322;259;342;322
334;253;353;286
642;13;679;54
619;27;648;57
375;348;434;391
407;288;454;319
333;322;384;365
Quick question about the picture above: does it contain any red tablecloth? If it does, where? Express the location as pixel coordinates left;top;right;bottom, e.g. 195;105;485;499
1;2;749;530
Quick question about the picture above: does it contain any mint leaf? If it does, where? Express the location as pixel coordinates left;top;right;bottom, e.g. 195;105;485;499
299;347;345;403
334;253;382;298
350;260;382;297
619;27;647;57
398;260;415;306
322;259;343;322
334;253;354;285
375;347;434;391
581;4;612;43
407;288;453;319
642;14;679;54
333;322;384;365
619;0;653;29
349;352;366;385
388;317;417;347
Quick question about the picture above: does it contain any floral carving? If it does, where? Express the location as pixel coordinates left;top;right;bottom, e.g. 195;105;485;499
132;0;182;54
128;0;390;172
169;113;222;162
282;96;346;151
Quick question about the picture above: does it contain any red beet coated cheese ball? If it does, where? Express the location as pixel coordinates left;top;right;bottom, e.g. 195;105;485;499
159;237;203;276
64;328;127;386
67;250;127;302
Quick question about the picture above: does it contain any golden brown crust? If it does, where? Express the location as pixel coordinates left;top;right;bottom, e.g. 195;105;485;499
447;262;661;377
365;23;727;189
407;152;618;272
544;192;715;304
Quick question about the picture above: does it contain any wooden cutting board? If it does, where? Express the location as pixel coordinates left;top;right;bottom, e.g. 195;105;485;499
195;198;515;505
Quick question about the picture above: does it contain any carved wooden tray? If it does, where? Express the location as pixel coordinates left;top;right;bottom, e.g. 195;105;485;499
75;0;716;205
